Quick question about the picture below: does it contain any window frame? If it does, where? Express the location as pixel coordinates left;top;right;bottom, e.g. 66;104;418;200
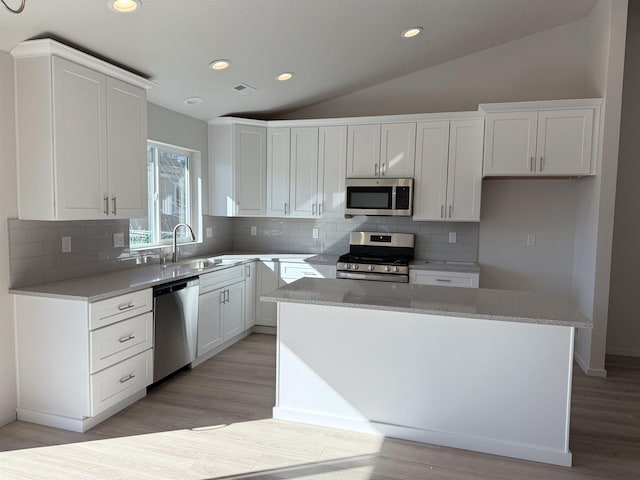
129;140;202;252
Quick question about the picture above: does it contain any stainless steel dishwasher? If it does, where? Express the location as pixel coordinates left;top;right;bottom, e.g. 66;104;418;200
153;276;199;383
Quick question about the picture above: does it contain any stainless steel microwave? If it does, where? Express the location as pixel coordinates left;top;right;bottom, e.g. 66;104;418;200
345;178;413;216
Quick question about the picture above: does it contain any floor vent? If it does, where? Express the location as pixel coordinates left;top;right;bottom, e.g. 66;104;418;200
232;83;257;95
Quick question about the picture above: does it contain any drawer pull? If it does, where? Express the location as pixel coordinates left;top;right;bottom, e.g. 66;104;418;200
119;373;136;384
118;302;135;311
118;334;136;343
436;279;452;283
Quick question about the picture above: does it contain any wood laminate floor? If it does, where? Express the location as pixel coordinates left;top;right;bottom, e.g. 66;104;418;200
1;334;639;479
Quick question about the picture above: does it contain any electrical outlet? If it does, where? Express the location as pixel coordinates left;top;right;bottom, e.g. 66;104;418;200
312;228;319;239
206;227;213;238
113;232;125;248
526;234;536;247
61;236;71;253
448;232;457;244
250;226;257;236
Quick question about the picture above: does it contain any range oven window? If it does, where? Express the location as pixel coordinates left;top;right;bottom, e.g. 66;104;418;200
347;186;393;209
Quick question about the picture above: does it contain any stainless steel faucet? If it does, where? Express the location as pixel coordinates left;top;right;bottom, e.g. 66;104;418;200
171;223;196;262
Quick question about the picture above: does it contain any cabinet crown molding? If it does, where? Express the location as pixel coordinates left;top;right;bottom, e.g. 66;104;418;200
11;38;155;90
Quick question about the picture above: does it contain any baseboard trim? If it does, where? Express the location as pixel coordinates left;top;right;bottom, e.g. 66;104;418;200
252;325;276;335
17;389;146;432
273;407;572;467
0;411;17;427
606;347;640;357
574;351;607;377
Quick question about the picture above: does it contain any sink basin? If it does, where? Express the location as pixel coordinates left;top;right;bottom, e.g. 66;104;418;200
168;259;214;270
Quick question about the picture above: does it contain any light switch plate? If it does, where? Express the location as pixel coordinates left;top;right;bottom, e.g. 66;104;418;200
61;236;71;253
312;228;319;239
526;234;536;247
250;226;257;236
113;232;125;248
448;232;457;244
206;227;213;238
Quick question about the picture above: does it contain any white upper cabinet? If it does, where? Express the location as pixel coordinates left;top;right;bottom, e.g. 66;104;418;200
289;127;319;217
413;118;483;222
347;123;415;178
317;126;347;218
265;125;346;219
209;120;267;216
266;127;291;217
481;100;600;177
12;39;152;221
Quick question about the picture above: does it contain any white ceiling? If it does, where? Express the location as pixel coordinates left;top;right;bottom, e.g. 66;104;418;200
0;0;598;122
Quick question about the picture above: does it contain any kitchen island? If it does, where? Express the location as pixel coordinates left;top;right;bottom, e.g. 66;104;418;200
262;278;591;467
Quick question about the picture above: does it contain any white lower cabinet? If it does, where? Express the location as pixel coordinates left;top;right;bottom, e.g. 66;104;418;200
244;261;257;328
196;265;248;360
409;270;479;288
256;260;279;327
14;289;154;432
279;262;336;285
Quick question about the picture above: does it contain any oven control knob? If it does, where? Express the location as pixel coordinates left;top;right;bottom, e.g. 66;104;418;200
384;266;391;272
393;266;400;273
368;265;375;271
353;264;359;270
345;263;351;269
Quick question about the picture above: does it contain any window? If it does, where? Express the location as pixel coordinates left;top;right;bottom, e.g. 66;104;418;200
130;141;201;249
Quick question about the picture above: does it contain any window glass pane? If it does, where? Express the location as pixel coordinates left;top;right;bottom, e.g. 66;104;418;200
158;150;189;241
129;143;193;249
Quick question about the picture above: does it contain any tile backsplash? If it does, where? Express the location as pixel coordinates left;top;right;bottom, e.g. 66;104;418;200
8;215;477;288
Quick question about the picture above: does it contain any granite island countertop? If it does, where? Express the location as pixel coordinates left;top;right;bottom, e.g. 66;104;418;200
262;277;591;328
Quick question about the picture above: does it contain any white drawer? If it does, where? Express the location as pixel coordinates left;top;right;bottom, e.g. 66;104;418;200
280;263;336;283
409;270;479;288
200;265;245;293
89;289;152;330
90;312;153;374
90;349;152;416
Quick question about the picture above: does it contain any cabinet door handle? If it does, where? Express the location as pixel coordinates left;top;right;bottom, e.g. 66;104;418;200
119;373;135;384
381;163;386;176
284;203;288;215
225;289;230;303
104;196;109;215
245;264;251;277
220;291;225;304
118;302;135;311
111;196;117;215
441;205;444;218
448;205;453;218
436;278;452;283
318;203;323;215
118;334;136;343
540;156;544;171
312;203;316;215
374;163;379;176
530;156;534;172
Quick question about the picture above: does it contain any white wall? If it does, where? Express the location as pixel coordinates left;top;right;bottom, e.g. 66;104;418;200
283;18;595;119
147;102;210;216
0;50;18;426
607;0;640;356
573;0;627;375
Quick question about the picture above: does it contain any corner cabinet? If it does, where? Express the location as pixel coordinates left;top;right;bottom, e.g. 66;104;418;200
413;118;483;222
480;99;601;177
11;39;152;220
209;119;267;216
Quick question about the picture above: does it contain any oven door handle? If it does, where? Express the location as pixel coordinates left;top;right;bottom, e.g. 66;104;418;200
336;271;409;283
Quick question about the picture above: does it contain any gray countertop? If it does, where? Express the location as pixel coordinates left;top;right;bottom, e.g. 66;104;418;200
262;277;591;328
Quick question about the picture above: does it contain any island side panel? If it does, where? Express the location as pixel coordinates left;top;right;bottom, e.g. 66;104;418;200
274;302;574;466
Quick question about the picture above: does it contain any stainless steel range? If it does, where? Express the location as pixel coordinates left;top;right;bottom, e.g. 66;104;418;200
337;231;415;283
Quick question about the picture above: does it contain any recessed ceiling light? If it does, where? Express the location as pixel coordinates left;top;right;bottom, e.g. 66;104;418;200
209;59;231;70
277;72;294;81
184;97;203;106
108;0;141;13
402;27;423;38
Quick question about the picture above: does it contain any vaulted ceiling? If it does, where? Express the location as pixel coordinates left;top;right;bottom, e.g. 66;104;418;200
0;0;598;121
